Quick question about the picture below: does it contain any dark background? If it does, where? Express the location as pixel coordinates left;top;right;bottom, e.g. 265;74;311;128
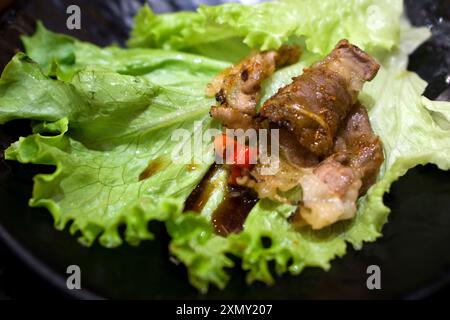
0;0;449;299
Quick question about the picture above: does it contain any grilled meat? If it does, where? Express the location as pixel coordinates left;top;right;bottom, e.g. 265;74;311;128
208;40;384;231
294;103;384;229
207;45;300;129
260;40;380;156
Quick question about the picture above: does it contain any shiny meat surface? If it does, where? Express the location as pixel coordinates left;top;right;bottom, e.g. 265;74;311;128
240;103;384;229
207;41;384;231
278;127;320;168
294;104;384;229
238;158;305;203
237;127;319;203
260;40;380;156
333;103;385;194
297;164;362;229
207;46;300;129
209;107;256;130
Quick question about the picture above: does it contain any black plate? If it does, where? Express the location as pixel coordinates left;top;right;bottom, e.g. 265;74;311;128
0;0;450;300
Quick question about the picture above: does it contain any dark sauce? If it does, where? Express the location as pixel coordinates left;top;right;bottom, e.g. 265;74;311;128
139;158;164;181
212;186;258;237
184;165;218;213
184;165;258;237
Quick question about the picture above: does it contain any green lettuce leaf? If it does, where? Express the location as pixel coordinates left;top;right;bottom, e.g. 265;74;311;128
129;0;402;61
22;22;230;82
1;50;222;249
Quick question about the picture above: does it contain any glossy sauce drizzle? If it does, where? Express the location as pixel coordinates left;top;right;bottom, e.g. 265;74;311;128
139;158;164;181
211;186;258;236
184;166;258;237
184;166;218;213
